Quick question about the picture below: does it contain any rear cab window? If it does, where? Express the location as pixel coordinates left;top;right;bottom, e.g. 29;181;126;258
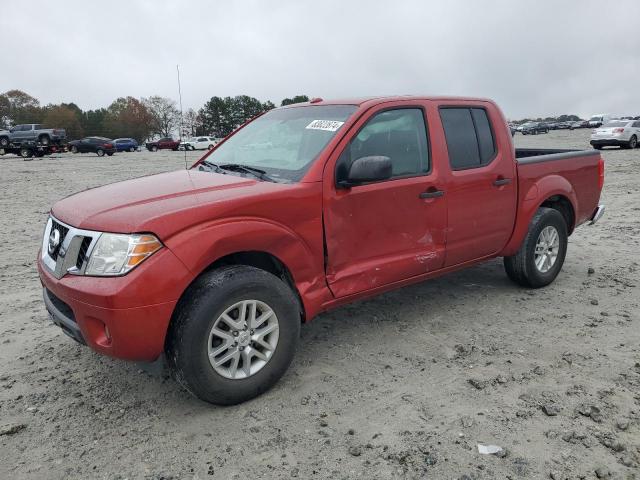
439;107;496;170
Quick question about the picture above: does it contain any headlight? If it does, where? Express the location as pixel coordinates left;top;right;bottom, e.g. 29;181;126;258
85;233;162;276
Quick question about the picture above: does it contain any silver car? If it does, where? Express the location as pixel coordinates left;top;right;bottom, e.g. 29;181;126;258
590;120;640;149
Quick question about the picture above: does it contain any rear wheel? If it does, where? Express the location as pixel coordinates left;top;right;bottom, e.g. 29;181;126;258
70;145;78;154
166;265;300;405
151;145;158;152
627;135;637;149
19;147;33;158
96;149;105;157
504;207;568;288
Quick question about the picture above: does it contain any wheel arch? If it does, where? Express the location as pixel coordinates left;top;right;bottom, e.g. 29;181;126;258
501;175;578;257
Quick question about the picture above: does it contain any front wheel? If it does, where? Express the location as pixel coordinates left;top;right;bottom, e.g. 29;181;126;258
0;137;9;147
504;207;568;288
70;145;79;154
19;147;33;158
96;149;105;157
129;146;136;152
166;266;300;405
38;135;51;146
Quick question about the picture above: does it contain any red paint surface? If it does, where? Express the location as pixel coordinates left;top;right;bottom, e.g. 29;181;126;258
39;96;603;361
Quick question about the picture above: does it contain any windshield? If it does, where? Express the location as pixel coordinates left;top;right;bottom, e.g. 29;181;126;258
199;105;357;182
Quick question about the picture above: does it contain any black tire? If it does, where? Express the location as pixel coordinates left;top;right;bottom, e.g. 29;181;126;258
38;135;51;146
593;145;602;150
504;207;568;288
106;152;113;156
19;147;33;158
96;149;105;157
0;136;9;147
129;147;136;152
627;135;637;149
166;265;300;405
207;144;214;150
151;145;158;152
70;145;78;154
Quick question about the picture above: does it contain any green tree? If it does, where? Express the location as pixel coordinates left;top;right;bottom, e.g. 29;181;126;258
280;95;309;106
198;96;233;137
81;109;108;137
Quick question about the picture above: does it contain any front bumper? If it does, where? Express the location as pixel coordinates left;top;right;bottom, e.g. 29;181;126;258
38;246;192;361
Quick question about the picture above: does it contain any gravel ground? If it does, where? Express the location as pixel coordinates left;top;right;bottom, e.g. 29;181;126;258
0;130;638;480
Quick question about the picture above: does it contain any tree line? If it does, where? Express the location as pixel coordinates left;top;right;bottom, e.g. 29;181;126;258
0;90;310;142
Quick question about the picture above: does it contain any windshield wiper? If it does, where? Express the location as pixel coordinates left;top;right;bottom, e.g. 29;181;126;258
218;163;277;182
198;159;226;174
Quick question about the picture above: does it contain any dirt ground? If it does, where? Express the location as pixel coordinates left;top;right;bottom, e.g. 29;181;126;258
0;130;638;480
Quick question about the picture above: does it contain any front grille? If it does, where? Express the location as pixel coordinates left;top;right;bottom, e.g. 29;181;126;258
76;237;92;269
50;219;69;261
45;288;76;323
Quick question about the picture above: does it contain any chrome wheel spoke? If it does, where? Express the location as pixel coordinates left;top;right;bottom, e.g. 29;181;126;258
213;348;238;367
534;225;560;273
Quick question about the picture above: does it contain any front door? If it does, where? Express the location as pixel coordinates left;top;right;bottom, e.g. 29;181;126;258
323;105;447;298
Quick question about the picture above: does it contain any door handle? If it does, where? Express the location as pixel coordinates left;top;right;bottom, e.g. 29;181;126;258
493;178;512;187
419;189;445;199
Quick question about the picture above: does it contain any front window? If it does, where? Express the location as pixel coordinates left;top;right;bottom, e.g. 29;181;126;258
200;105;356;182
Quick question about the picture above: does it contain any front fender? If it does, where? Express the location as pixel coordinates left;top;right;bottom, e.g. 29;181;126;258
501;175;578;257
164;217;329;319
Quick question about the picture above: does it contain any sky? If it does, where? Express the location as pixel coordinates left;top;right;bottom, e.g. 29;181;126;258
1;0;639;120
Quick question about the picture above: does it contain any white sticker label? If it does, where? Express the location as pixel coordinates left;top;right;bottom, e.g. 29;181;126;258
305;120;345;132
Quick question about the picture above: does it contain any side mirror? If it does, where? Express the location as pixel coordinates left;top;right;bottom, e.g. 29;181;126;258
340;155;392;187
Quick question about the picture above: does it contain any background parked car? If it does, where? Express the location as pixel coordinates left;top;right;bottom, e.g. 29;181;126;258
0;124;66;147
145;137;180;151
570;120;590;130
180;136;218;150
555;122;571;129
113;138;139;152
590;120;640;150
588;114;612;128
521;122;549;135
68;137;116;156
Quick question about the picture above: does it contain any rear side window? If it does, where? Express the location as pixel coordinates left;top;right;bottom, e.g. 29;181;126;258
439;107;496;170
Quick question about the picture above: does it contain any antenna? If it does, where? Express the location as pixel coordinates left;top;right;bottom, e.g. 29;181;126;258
176;64;187;169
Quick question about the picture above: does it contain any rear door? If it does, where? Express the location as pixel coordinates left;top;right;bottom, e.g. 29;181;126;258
323;102;447;298
436;104;517;266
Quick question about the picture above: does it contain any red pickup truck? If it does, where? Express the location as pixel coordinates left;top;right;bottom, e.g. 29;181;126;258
38;96;605;405
145;137;180;151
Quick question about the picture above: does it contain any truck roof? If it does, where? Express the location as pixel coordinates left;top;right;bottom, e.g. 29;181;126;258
281;95;495;108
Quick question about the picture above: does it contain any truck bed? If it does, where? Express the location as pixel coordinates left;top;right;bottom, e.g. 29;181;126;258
515;147;600;163
515;147;602;229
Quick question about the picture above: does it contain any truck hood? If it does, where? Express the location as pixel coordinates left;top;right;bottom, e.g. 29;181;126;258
51;169;262;237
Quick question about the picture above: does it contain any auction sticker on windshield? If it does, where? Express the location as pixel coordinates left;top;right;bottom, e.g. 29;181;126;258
305;120;345;132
